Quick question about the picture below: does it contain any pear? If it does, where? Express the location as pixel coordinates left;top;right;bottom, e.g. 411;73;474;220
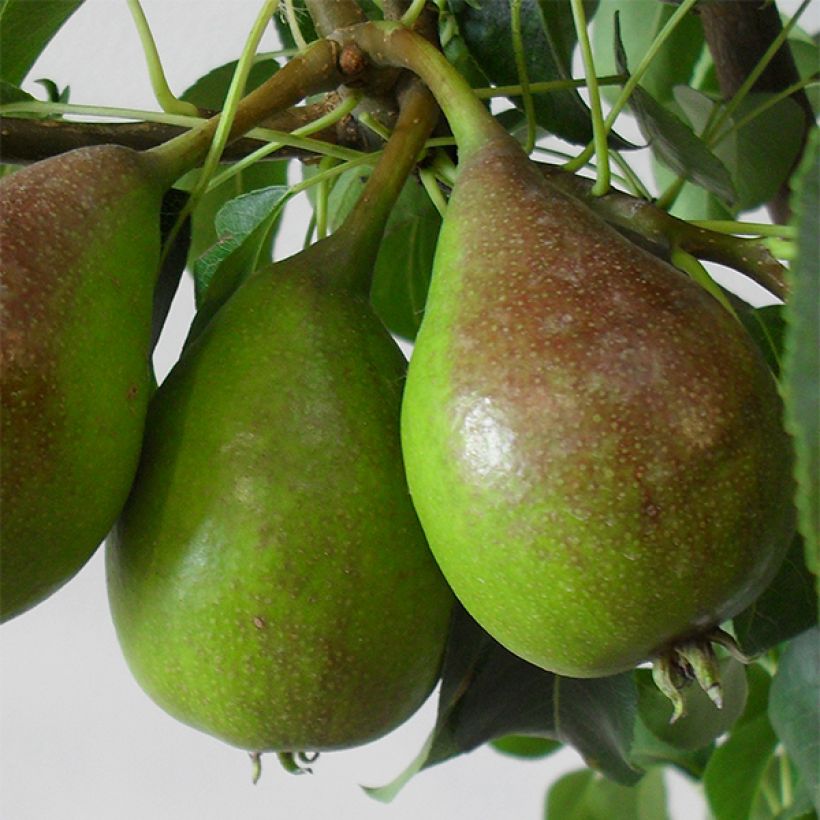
350;26;794;680
0;42;343;622
106;81;453;752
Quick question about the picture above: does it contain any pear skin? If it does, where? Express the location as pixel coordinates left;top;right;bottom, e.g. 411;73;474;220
401;136;794;677
107;230;453;752
1;146;167;621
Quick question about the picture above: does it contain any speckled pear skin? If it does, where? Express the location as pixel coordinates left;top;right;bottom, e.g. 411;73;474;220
106;237;453;752
401;136;794;678
1;146;167;622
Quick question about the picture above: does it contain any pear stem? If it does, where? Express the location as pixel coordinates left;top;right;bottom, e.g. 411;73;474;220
335;76;439;292
147;39;345;184
333;22;507;159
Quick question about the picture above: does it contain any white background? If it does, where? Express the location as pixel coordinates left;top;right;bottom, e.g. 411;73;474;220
1;1;806;817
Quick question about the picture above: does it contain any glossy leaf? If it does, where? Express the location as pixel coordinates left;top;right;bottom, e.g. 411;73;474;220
491;735;562;759
784;129;820;570
769;629;820;812
629;715;713;779
591;0;705;104
703;713;778;820
365;606;639;802
614;18;735;204
0;0;84;85
736;304;785;378
447;0;598;145
0;80;33;104
733;535;817;656
545;767;668;820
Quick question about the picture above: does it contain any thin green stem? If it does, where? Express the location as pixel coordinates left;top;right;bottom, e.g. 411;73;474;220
764;237;796;260
303;211;317;248
655;176;686;212
0;101;203;125
400;0;428;27
420;167;448;217
779;749;793;808
704;0;811;142
711;74;820;146
510;0;536;155
358;112;392;141
564;0;699;172
431;149;457;186
314;155;336;239
473;74;624;99
207;92;362;189
126;0;199;116
570;0;609;194
284;0;308;50
670;246;737;318
610;151;651;199
689;220;796;239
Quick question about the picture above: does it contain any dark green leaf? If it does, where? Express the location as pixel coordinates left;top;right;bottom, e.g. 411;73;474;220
629;716;713;778
491;735;562;759
0;0;84;85
544;767;668;820
674;87;804;212
703;713;778;820
187;185;289;342
614;19;735;203
448;0;600;145
553;673;639;785
733;535;817;656
736;304;785;377
152;188;191;352
272;0;318;50
591;0;705;104
366;606;639;801
0;79;33;104
652;158;736;220
769;629;820;812
634;659;748;752
327;166;440;340
738;664;773;728
181;58;280;111
784;129;820;571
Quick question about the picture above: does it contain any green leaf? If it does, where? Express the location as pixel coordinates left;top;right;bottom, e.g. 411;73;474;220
634;659;748;752
447;0;601;145
653;157;735;221
544;767;669;820
769;629;820;812
365;606;639;802
326;166;441;340
736;304;785;377
491;735;562;759
0;79;33;104
591;0;705;105
629;716;713;778
0;0;84;85
784;129;820;571
179;161;289;270
674;87;804;212
703;713;779;820
187;185;289;342
272;0;318;51
733;535;818;656
614;18;735;204
181;58;280;111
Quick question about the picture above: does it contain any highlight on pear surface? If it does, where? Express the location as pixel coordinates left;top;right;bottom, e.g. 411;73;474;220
0;2;814;814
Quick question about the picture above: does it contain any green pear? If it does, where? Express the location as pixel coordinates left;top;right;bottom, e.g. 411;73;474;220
0;41;343;621
106;82;453;752
356;26;795;679
1;146;172;621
